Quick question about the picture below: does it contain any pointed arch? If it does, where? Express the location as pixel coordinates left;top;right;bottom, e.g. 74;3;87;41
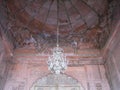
30;74;85;90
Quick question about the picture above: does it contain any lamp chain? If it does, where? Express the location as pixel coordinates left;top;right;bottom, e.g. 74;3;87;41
57;0;59;47
57;23;59;47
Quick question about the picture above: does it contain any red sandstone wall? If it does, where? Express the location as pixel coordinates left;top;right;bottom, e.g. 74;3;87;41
105;22;120;90
104;0;120;90
0;3;14;90
0;32;13;90
0;30;14;90
3;51;110;90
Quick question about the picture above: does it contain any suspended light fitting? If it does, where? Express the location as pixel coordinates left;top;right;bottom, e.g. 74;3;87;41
47;44;68;74
47;0;68;74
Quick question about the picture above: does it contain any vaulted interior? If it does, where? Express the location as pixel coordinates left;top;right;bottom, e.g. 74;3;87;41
0;0;120;90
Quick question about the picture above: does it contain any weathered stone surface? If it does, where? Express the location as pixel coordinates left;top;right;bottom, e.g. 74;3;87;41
4;61;110;90
103;1;120;90
1;0;120;90
6;0;110;49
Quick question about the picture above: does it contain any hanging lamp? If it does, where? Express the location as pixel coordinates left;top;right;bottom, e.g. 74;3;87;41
47;0;68;74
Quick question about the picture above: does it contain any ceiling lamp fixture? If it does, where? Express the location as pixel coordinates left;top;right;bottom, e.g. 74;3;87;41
47;0;68;74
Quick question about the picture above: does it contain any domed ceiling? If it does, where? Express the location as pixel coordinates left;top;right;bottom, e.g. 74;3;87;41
6;0;111;53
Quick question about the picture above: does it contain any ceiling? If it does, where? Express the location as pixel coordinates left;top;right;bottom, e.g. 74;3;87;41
6;0;111;53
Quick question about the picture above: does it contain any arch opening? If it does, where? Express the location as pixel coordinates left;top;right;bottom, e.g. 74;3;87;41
30;74;85;90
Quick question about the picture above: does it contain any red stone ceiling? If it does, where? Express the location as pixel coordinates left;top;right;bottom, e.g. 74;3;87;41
6;0;110;52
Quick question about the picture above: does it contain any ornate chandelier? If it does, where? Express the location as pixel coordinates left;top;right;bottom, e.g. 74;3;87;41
47;44;68;74
47;22;68;74
47;0;68;74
